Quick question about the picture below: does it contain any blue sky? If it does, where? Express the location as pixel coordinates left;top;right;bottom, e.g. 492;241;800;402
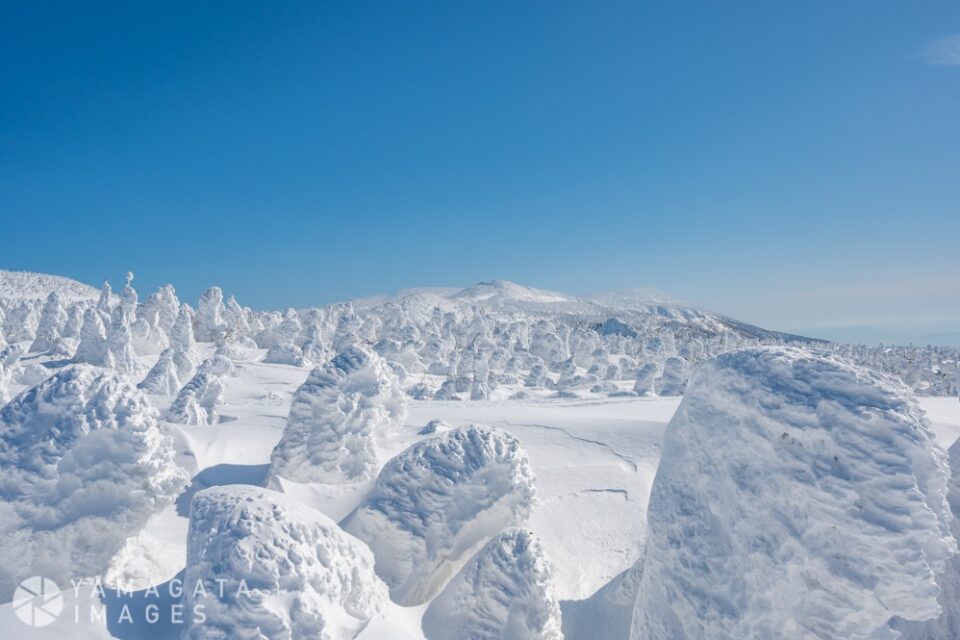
1;1;958;343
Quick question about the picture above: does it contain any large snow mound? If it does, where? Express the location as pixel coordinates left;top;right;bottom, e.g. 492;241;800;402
0;365;187;601
422;528;563;640
343;425;536;606
269;345;407;484
182;485;388;640
630;347;956;640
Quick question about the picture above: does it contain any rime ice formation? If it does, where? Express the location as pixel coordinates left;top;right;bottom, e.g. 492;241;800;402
653;355;687;396
194;286;226;342
105;306;140;375
419;418;453;435
181;485;388;640
894;437;960;639
73;308;109;366
165;358;228;425
29;291;67;354
4;271;958;398
170;304;196;352
344;425;537;606
0;345;21;403
422;528;563;640
633;362;661;397
0;366;187;600
262;342;309;366
138;347;182;395
630;347;956;640
269;345;407;484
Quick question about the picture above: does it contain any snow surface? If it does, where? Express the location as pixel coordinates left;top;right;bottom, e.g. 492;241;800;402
630;347;956;640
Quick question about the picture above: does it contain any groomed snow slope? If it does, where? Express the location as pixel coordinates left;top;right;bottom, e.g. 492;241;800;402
182;485;388;640
631;347;956;640
343;425;536;606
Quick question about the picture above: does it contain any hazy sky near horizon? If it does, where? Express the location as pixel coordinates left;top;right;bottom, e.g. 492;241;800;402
1;1;958;342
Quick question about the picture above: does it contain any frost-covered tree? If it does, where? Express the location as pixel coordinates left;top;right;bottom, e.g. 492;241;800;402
96;280;113;316
155;284;180;335
630;347;956;640
61;303;83;339
633;361;662;397
0;366;187;600
166;358;229;425
195;286;226;342
73;308;108;366
29;291;67;353
268;345;406;484
138;348;182;395
422;529;563;640
182;486;387;640
105;306;140;375
344;425;536;605
170;304;196;353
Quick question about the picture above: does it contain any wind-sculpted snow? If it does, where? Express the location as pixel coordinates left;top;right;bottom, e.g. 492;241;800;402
630;347;956;640
269;345;406;484
633;361;661;397
166;357;231;425
343;425;536;606
422;528;563;640
0;366;187;600
138;347;182;395
29;291;67;354
182;485;388;640
895;437;960;639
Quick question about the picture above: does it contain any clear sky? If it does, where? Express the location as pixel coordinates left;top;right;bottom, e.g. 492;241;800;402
1;1;958;343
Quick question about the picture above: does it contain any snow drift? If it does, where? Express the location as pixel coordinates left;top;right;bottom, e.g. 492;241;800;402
630;347;956;640
269;345;407;484
0;365;187;601
343;425;536;606
422;528;563;640
181;485;388;640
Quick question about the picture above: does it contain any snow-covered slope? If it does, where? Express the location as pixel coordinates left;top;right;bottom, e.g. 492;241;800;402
630;347;956;640
182;485;388;640
422;528;563;640
0;365;187;600
343;425;536;606
0;270;100;303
